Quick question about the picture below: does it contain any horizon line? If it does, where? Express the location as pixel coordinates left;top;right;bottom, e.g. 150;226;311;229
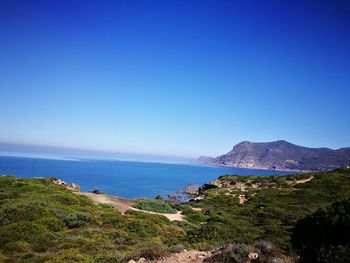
0;141;197;161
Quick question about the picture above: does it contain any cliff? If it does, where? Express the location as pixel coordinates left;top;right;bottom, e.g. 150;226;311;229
198;140;350;171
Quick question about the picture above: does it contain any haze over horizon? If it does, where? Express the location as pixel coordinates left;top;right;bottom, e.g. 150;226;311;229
1;0;350;157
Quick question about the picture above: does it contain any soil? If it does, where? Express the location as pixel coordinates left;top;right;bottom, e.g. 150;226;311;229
129;250;212;263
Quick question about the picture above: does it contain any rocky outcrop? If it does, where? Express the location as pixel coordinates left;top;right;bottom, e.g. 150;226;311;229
197;140;350;172
53;179;80;191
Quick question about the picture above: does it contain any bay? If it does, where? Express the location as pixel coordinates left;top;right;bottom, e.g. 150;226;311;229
0;155;291;199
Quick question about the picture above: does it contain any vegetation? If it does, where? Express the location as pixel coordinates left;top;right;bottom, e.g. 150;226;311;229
0;168;349;262
182;168;350;250
292;198;350;263
132;198;177;214
0;176;184;262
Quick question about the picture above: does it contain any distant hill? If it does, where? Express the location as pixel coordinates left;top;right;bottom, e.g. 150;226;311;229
197;140;350;171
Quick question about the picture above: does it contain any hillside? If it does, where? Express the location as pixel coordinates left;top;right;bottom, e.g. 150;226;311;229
185;168;350;248
197;140;350;171
0;176;186;262
1;168;350;262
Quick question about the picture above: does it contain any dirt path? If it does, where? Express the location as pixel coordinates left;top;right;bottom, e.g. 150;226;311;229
287;176;314;186
128;250;212;263
76;192;185;221
76;192;134;213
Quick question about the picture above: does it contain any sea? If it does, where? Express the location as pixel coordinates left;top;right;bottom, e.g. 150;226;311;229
0;155;292;199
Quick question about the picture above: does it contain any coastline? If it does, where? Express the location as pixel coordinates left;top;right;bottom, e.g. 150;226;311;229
75;191;185;221
195;161;309;173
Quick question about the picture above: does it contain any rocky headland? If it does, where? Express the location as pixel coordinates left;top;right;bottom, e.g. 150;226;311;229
197;140;350;172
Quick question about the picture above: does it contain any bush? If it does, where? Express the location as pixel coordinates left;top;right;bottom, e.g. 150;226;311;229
173;203;192;213
133;198;176;214
35;217;63;232
169;244;185;253
100;211;123;227
0;190;17;201
1;241;31;254
139;245;167;260
155;195;164;200
0;203;51;226
63;212;92;228
44;248;95;263
52;193;79;205
292;198;350;262
0;221;57;252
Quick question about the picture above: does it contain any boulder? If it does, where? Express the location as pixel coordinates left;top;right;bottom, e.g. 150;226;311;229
67;183;80;191
248;252;259;260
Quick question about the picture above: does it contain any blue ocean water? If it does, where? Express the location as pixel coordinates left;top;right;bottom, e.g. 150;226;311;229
0;156;292;198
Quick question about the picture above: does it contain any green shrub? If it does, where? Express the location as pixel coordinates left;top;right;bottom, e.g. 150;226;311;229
0;190;17;201
133;198;176;214
44;249;95;263
109;230;138;245
0;203;51;226
52;193;79;205
35;217;63;232
100;211;123;227
1;241;31;254
173;203;192;213
63;212;92;228
155;194;164;200
0;221;57;252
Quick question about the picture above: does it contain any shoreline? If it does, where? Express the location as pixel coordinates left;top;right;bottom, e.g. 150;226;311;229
75;191;185;221
195;162;311;173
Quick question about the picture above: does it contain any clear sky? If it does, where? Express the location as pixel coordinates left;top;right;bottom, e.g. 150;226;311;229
0;0;349;158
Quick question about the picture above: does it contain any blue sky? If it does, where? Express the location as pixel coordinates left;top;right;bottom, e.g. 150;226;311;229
0;0;350;158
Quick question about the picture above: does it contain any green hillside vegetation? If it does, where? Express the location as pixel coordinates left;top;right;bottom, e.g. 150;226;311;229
182;168;350;250
0;176;184;262
0;168;349;262
132;198;177;214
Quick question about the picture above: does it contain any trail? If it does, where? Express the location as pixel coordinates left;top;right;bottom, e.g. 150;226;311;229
76;192;185;221
129;250;212;263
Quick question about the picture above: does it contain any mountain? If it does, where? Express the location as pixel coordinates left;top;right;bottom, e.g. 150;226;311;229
197;140;350;171
197;155;214;164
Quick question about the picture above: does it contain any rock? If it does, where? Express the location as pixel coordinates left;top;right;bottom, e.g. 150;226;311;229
53;179;80;192
53;179;67;186
197;140;350;172
248;252;259;260
168;194;177;199
138;258;146;262
127;260;136;263
196;155;214;164
67;183;80;191
239;194;248;205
